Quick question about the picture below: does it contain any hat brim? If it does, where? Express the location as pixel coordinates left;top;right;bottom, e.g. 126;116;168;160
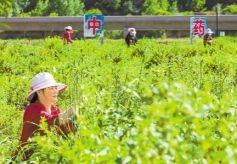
27;83;66;101
207;30;213;34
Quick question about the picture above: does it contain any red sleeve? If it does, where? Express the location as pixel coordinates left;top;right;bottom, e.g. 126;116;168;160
45;107;61;127
20;109;40;145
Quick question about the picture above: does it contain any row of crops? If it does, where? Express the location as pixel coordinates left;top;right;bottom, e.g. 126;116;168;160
0;37;237;163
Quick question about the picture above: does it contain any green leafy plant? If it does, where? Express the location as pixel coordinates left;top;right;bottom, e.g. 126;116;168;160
1;37;237;163
223;4;237;14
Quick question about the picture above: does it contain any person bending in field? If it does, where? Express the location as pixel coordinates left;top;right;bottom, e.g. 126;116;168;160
203;28;214;47
125;27;138;47
12;72;76;161
61;26;76;44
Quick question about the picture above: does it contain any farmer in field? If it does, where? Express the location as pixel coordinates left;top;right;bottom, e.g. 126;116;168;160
203;28;214;47
61;26;76;44
12;72;76;161
125;27;138;47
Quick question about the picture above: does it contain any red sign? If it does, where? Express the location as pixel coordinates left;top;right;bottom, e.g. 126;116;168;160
87;16;101;35
193;19;205;36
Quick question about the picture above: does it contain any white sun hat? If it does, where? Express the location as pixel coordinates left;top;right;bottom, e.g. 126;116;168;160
206;28;213;34
64;26;73;30
27;72;66;101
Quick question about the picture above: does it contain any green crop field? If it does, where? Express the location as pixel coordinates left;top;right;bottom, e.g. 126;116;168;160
1;37;237;163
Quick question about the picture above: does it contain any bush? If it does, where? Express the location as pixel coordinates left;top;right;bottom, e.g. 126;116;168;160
2;37;237;163
223;5;237;15
86;8;102;15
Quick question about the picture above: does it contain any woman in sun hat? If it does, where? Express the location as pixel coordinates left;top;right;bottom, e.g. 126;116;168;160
12;72;75;161
125;27;138;47
203;28;214;47
61;26;75;44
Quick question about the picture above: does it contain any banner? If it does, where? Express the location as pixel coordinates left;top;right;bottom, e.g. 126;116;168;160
190;17;208;44
84;14;104;37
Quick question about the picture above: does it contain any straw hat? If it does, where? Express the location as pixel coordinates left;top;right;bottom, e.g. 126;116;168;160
27;72;66;101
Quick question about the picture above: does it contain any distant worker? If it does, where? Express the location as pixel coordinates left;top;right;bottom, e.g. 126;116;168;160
61;26;76;44
203;28;214;47
125;27;138;47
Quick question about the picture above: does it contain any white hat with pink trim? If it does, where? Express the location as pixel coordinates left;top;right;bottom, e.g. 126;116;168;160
127;27;136;35
128;27;136;32
27;72;66;101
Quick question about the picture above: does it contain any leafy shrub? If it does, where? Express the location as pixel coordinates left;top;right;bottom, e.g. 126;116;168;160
223;5;237;14
1;37;237;163
86;8;102;14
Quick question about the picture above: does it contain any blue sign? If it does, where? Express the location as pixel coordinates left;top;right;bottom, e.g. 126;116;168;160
84;14;104;37
190;17;208;44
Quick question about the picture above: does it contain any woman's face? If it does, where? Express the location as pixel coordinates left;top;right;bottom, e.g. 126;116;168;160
37;86;59;105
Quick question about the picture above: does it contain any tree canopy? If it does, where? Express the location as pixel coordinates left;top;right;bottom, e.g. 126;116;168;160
0;0;236;16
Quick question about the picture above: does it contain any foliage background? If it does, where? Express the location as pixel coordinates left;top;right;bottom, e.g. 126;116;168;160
0;0;237;16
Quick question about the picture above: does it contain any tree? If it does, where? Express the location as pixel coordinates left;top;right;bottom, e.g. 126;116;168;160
223;4;237;15
119;0;144;15
0;0;14;32
0;0;15;16
46;0;84;16
142;0;170;15
120;0;134;15
30;0;49;16
205;0;237;10
84;0;121;15
11;0;84;16
168;0;178;13
177;0;205;12
12;0;49;16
